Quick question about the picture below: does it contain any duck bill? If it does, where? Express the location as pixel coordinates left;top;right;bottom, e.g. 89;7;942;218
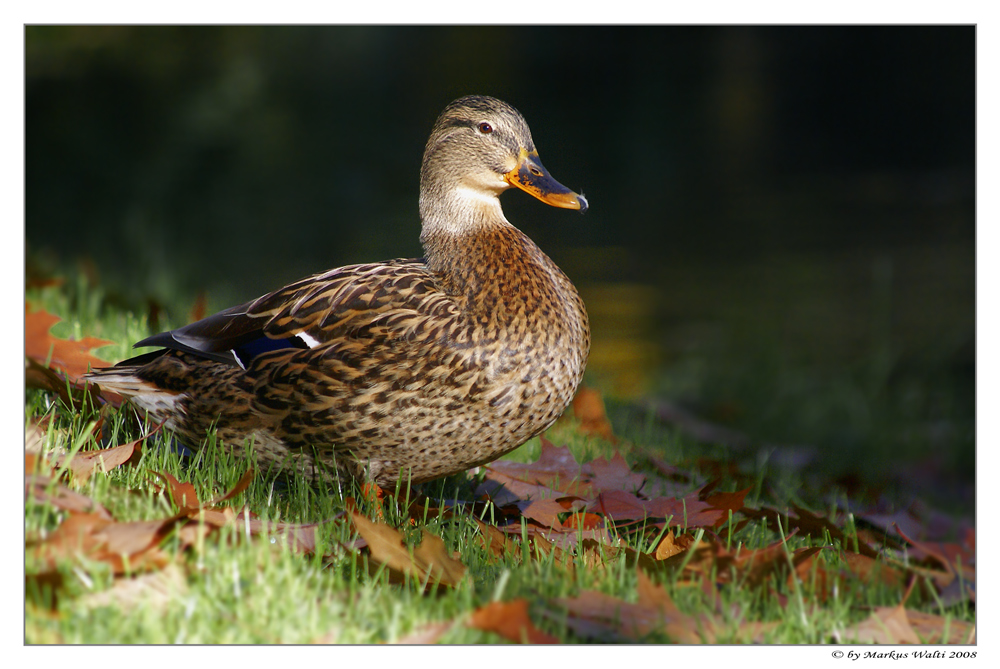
505;149;588;213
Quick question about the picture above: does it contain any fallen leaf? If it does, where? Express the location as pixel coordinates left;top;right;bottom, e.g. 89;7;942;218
653;530;689;560
25;303;113;380
556;570;712;643
79;563;188;612
571;386;618;443
30;512;174;575
699;483;750;518
474;519;518;561
741;504;881;559
905;609;976;644
468;599;559;644
843;604;921;644
896;525;975;580
26;473;112;519
154;471;202;513
25;357;110;410
589;486;737;529
588;452;645;493
54;432;148;484
204;468;256;506
481;439;592;499
349;511;466;587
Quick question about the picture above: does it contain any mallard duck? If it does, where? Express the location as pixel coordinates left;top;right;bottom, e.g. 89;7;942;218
86;95;590;487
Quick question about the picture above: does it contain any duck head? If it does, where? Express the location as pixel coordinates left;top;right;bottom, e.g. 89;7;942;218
419;95;587;235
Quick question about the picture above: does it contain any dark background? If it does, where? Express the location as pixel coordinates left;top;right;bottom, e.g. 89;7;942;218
25;26;975;498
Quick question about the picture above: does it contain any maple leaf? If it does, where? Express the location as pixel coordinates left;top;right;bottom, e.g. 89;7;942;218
480;439;647;508
588;483;746;529
481;438;593;500
468;599;559;644
25;303;113;380
588;451;645;492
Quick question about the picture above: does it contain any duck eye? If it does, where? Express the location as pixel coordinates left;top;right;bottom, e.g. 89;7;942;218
477;122;493;134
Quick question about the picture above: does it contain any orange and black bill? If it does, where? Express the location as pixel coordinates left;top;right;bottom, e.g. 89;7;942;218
505;148;588;213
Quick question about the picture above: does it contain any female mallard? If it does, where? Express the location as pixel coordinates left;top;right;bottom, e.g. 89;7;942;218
87;95;590;487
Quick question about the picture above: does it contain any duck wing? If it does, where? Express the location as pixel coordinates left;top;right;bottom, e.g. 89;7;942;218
127;258;451;369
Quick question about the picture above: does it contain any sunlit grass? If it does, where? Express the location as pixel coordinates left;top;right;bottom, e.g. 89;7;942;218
24;276;974;644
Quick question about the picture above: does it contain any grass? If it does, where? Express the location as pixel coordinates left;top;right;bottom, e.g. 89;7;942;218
24;275;975;645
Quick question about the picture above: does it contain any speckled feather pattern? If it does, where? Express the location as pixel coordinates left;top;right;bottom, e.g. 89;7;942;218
87;96;590;486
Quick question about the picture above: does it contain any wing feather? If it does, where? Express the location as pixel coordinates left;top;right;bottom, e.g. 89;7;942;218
125;258;453;368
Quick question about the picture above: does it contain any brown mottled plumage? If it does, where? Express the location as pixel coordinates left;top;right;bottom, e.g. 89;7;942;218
86;95;590;486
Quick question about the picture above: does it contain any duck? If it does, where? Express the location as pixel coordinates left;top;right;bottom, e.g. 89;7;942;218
86;95;590;487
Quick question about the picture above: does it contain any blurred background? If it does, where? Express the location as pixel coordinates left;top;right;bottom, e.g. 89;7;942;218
25;26;975;503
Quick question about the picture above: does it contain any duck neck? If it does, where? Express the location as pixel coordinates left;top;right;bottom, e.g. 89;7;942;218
419;190;548;309
419;170;514;274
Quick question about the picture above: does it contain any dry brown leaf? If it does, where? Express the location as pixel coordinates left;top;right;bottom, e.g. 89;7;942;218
655;532;817;592
896;525;975;580
26;473;112;519
468;599;559;644
589;488;732;529
25;357;110;410
55;433;147;484
530;534;577;576
349;510;466;587
482;438;592;499
30;512;174;575
154;471;202;512
474;519;519;561
905;609;975;644
25;304;113;380
571;386;618;443
699;484;750;517
636;570;715;642
518;498;569;530
562;511;604;531
556;570;712;643
653;530;689;560
742;504;881;559
205;468;256;506
588;452;644;492
844;604;921;644
841;552;906;589
80;563;188;612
